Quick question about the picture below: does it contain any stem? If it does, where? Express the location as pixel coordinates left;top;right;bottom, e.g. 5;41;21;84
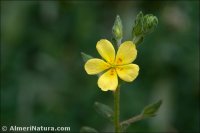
120;114;144;127
117;39;122;48
132;35;143;46
114;85;120;132
114;39;121;133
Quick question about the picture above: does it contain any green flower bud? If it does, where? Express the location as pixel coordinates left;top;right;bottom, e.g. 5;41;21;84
132;11;144;37
132;12;158;45
143;14;158;35
112;15;123;42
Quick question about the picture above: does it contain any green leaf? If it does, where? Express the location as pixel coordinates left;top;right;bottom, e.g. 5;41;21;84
142;100;162;117
112;15;123;43
81;52;103;77
94;101;114;122
120;100;162;132
81;52;93;62
80;126;98;133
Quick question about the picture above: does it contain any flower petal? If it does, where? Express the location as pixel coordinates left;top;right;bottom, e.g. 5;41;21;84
115;41;137;65
98;68;118;91
116;64;139;82
96;39;115;63
85;58;110;75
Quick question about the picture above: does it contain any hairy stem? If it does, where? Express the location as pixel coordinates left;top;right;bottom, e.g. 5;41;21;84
114;85;120;132
120;114;144;127
117;39;122;47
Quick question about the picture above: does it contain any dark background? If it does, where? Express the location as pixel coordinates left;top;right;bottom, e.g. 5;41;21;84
1;0;199;132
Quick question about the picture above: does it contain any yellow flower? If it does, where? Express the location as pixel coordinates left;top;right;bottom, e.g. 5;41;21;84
84;39;139;91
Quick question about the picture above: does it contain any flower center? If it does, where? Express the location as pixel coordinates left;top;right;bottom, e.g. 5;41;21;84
110;68;115;76
107;58;124;72
110;64;116;68
116;58;122;64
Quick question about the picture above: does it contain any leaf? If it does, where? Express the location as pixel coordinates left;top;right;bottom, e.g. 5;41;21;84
81;52;93;63
142;99;162;117
80;126;98;133
120;100;162;131
94;101;114;122
81;52;103;77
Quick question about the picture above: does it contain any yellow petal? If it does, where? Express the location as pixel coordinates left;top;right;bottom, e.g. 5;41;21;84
85;58;110;75
116;64;139;82
96;39;115;63
115;41;137;65
98;68;118;91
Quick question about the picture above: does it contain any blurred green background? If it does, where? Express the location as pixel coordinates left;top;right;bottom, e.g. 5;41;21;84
1;0;199;132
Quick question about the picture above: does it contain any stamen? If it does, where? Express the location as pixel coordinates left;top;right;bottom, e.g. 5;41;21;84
117;58;123;64
110;69;114;76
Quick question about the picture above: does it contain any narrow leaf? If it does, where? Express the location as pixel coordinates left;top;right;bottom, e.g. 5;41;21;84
81;52;93;63
94;101;114;122
120;100;162;131
142;99;162;117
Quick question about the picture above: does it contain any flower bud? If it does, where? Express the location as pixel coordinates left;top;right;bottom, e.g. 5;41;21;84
112;15;123;41
132;12;158;45
143;14;158;35
132;11;144;37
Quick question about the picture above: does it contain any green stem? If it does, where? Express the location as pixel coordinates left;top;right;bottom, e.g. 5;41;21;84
132;35;143;46
114;85;120;132
120;114;144;127
117;39;122;47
